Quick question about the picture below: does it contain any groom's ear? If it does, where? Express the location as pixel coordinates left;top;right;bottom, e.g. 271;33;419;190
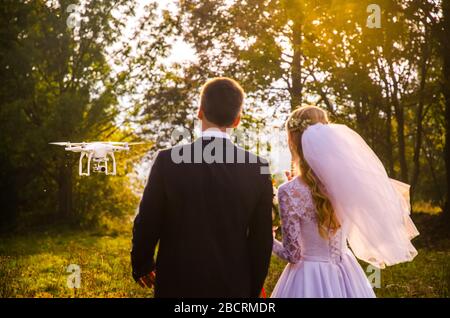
231;113;241;128
197;108;204;120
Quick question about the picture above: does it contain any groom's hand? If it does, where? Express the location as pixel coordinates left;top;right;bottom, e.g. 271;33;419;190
137;271;156;289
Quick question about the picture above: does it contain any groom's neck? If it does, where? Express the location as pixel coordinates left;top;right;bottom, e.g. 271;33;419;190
201;120;229;133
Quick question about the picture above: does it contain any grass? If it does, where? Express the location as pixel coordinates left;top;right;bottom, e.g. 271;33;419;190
0;213;449;298
0;229;152;298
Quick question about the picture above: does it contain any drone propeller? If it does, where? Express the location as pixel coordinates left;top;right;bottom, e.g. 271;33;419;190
49;142;70;146
98;141;147;146
50;142;88;147
125;142;146;146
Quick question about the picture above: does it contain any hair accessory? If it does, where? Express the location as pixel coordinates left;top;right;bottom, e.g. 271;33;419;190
286;117;314;132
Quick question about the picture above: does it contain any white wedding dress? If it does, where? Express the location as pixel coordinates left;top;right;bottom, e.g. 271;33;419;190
271;177;376;298
271;123;418;298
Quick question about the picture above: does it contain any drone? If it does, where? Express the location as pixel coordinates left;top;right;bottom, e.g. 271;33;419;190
50;141;144;176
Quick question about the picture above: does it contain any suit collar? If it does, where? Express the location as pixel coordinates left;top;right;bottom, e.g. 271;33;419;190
201;129;231;140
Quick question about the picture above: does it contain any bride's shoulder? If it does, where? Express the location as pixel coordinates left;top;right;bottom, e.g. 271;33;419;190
278;176;310;196
277;177;316;219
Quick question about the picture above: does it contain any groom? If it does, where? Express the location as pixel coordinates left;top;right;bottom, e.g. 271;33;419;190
131;77;273;298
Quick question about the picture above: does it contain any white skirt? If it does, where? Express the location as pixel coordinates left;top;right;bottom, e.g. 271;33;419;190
271;249;376;298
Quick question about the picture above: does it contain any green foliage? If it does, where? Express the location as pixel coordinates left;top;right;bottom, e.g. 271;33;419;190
0;1;170;231
172;0;447;209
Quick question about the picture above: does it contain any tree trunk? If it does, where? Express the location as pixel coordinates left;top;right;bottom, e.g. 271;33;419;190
411;31;429;198
385;100;395;176
389;62;408;182
377;60;395;176
57;154;73;219
395;105;408;182
355;97;364;131
443;0;450;220
290;19;302;111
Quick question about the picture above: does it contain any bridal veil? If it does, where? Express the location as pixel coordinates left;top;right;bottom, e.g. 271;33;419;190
301;123;419;268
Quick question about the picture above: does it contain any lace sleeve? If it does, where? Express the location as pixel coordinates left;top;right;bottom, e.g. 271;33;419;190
272;186;302;263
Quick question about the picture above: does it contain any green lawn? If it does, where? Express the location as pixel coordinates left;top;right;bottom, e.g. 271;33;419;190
0;229;152;298
0;214;449;298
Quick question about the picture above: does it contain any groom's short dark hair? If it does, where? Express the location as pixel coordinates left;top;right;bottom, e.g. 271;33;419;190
200;77;244;127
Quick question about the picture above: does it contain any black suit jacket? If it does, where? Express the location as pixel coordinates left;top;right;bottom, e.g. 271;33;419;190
131;136;273;298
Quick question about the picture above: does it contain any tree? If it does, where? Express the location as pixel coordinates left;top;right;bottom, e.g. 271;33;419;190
442;0;450;220
0;0;171;230
171;0;446;207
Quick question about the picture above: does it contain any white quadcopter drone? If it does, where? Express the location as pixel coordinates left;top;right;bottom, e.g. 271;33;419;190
50;141;144;176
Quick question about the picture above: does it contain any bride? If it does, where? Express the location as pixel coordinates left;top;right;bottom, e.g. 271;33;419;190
271;105;419;298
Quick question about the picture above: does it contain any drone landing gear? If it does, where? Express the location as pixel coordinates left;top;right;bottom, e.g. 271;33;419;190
78;152;117;176
79;152;92;176
109;152;117;175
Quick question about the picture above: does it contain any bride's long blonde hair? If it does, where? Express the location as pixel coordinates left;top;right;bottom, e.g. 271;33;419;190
286;105;340;239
